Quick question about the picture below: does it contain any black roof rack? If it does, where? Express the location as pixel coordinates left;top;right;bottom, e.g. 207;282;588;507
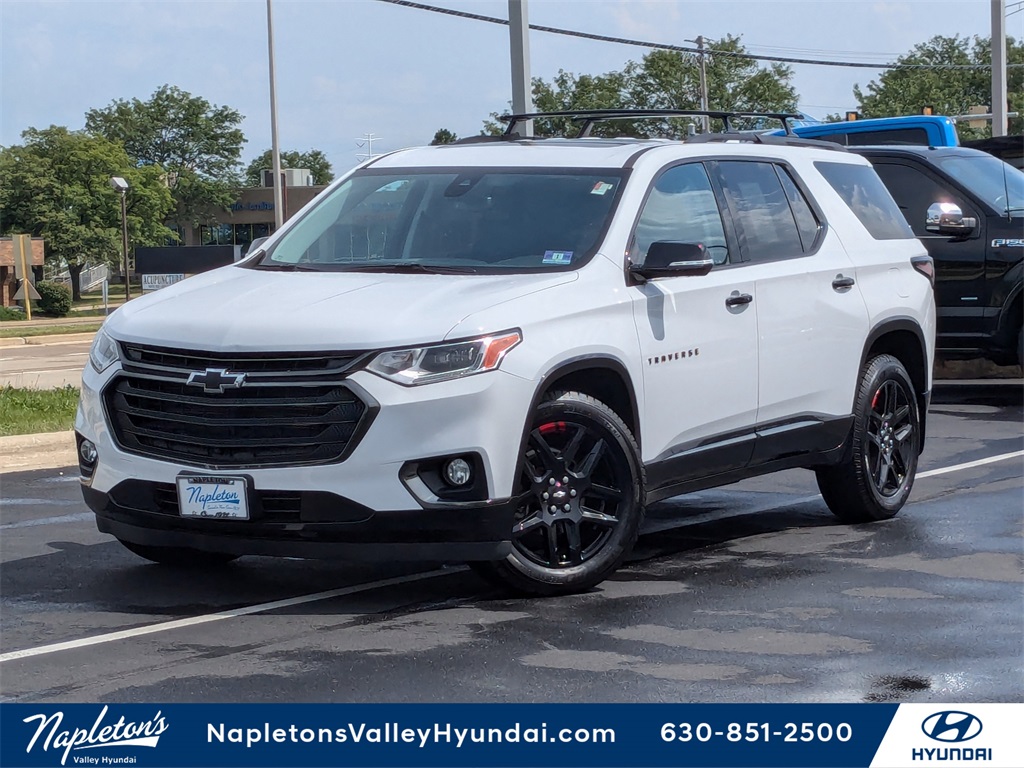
499;109;802;138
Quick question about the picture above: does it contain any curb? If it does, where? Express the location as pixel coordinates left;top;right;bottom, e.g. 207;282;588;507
0;430;78;473
0;332;96;347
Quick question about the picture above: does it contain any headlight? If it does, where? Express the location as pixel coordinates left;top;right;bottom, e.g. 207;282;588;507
88;329;120;373
367;331;521;386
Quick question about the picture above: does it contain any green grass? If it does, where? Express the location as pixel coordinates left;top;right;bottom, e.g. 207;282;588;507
0;385;80;437
0;322;103;338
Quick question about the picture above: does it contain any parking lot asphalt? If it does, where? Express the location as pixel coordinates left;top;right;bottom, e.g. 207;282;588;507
0;382;1021;704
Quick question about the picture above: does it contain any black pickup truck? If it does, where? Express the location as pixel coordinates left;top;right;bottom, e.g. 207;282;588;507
851;145;1023;366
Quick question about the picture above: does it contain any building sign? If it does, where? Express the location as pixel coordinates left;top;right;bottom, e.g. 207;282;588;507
230;201;275;212
142;273;186;293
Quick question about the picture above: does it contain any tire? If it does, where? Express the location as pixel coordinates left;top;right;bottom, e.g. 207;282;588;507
118;539;240;567
816;354;921;523
472;391;645;596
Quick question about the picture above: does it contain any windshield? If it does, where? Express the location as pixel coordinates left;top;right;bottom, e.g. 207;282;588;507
934;153;1024;216
255;168;625;273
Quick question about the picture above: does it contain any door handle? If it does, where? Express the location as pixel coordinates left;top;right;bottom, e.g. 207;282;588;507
832;275;856;290
725;292;753;307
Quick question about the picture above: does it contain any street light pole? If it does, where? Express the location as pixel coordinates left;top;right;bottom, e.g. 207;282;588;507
110;176;131;301
267;0;284;230
120;189;130;301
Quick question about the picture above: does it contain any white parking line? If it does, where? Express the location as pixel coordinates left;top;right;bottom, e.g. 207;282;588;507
0;568;460;664
917;450;1024;479
1;449;1021;665
0;512;93;530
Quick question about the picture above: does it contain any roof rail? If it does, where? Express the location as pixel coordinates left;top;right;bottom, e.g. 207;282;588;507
688;132;848;152
499;109;803;138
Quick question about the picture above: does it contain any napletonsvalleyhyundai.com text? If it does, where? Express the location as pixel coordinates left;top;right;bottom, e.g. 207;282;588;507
208;722;616;750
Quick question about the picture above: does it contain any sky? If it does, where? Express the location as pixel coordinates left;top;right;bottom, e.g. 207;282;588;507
1;0;1018;177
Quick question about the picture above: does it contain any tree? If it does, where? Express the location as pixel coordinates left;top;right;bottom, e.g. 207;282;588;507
85;85;246;227
0;126;174;299
854;35;1024;138
483;36;797;137
430;128;458;145
243;149;334;187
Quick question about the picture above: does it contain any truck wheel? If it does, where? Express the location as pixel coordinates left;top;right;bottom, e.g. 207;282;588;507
816;354;921;523
472;391;645;596
118;539;239;566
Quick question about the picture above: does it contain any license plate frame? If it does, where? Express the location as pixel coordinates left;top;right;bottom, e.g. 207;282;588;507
176;475;250;520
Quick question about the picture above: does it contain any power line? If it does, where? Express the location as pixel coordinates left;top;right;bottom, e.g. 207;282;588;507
374;0;1022;70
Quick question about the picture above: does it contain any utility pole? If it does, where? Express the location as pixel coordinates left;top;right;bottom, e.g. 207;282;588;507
686;35;711;133
992;0;1007;137
267;0;284;230
508;0;533;136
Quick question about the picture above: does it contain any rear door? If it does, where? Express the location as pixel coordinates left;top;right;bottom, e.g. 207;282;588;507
710;159;870;462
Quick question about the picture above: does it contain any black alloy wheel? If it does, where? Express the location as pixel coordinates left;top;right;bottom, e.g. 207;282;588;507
864;378;916;498
816;354;921;523
472;391;644;596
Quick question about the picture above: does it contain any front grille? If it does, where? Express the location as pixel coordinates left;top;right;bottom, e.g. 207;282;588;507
104;344;374;468
120;342;364;379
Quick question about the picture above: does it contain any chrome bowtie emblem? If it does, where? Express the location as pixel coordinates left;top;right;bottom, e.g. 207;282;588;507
186;368;246;393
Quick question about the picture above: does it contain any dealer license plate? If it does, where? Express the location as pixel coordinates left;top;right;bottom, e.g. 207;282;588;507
176;476;249;520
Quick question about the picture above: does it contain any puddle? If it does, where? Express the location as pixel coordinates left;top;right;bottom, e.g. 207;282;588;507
864;674;932;702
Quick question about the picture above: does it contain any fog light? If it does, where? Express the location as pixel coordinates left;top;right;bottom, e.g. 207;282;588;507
79;439;98;465
443;457;472;487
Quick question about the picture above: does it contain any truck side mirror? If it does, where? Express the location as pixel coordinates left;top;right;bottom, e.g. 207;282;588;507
926;202;977;237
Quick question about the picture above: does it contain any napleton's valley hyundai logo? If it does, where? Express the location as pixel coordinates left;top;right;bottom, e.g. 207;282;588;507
186;368;246;393
23;705;168;765
921;711;983;743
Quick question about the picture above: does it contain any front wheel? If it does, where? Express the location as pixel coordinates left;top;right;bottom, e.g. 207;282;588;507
472;391;645;596
816;354;921;522
118;539;240;567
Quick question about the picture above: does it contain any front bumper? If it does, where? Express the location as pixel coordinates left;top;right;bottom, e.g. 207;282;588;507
84;482;514;561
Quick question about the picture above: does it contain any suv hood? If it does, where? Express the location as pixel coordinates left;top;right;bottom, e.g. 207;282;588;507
105;265;577;351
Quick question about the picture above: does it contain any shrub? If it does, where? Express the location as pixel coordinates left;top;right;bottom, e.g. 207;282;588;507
35;281;73;317
0;305;25;321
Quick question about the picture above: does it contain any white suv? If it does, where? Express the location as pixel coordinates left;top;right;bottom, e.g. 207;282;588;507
76;110;936;595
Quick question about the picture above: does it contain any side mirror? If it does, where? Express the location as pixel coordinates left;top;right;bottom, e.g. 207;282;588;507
243;236;269;257
926;202;977;237
628;242;714;282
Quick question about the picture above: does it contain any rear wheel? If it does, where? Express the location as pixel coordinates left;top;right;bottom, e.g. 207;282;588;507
472;391;645;595
118;539;239;567
816;354;920;522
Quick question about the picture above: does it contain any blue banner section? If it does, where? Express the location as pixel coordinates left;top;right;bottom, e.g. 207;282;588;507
0;703;899;768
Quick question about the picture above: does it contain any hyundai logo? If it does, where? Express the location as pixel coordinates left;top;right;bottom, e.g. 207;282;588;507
186;368;247;394
921;711;983;743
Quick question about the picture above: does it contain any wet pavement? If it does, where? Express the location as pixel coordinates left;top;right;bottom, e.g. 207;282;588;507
0;382;1021;704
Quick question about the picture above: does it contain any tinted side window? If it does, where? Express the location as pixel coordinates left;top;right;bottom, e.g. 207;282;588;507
776;167;821;252
847;128;929;146
716;161;804;261
871;162;973;237
815;161;915;240
633;163;731;265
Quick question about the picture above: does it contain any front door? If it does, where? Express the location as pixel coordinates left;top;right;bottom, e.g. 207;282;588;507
628;162;759;492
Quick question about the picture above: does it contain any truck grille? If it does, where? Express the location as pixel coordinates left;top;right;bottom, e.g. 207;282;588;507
104;344;374;469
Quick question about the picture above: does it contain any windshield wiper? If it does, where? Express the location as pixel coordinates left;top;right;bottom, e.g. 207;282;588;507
251;262;321;271
342;262;479;274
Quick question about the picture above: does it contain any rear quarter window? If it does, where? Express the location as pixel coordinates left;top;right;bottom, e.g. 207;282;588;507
814;161;914;240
